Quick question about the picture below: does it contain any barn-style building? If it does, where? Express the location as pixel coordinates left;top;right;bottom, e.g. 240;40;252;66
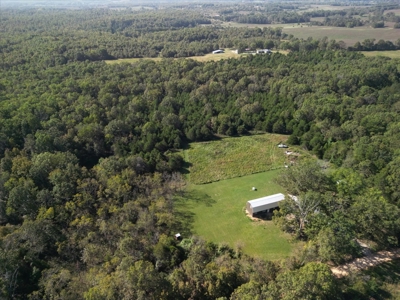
246;193;285;217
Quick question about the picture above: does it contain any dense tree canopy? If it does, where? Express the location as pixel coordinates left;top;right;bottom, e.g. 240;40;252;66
1;6;400;299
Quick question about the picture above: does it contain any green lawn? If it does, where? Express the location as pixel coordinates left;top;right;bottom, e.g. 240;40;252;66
183;134;290;184
174;170;294;260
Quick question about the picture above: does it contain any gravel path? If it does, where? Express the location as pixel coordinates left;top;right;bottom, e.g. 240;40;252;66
331;248;400;277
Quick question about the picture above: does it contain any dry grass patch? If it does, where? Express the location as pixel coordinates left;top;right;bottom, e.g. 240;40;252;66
183;134;290;184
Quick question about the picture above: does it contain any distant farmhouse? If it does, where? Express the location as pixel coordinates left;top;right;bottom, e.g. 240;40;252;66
256;49;272;54
246;193;285;217
212;49;224;54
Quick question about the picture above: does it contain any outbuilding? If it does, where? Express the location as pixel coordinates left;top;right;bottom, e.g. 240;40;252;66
246;193;285;217
256;49;272;54
212;49;224;54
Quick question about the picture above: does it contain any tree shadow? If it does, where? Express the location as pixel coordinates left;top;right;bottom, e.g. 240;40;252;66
182;189;216;207
172;209;196;238
180;160;192;175
172;190;216;238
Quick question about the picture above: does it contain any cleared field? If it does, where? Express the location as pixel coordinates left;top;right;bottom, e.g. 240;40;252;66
175;170;294;260
223;21;399;47
105;49;241;64
384;9;400;16
105;57;163;64
183;134;289;184
299;4;370;12
283;26;400;47
360;50;400;59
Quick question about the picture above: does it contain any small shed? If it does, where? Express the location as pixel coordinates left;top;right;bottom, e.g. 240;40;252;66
246;193;285;216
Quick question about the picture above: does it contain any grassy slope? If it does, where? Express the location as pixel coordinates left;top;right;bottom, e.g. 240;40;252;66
175;170;293;260
183;134;289;184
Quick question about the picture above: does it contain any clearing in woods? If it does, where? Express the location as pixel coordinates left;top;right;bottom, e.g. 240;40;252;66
175;170;294;261
183;133;292;184
175;134;302;260
105;49;241;64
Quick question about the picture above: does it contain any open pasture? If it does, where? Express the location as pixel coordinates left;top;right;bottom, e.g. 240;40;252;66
361;50;400;59
283;26;400;47
299;4;370;12
223;21;399;47
183;134;289;184
175;170;294;260
384;9;400;16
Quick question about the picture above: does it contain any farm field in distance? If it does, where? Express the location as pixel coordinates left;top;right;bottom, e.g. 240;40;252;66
283;26;400;47
223;21;400;47
360;50;400;59
175;170;294;260
183;133;293;184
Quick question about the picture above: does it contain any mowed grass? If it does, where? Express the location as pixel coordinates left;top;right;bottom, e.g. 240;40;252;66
360;50;400;59
175;170;294;260
104;49;241;64
184;134;288;184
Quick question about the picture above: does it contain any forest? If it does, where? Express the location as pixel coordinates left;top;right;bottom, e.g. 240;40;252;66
1;4;400;300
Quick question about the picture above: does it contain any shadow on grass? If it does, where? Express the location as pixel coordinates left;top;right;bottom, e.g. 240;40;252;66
182;189;216;207
180;160;192;175
172;190;216;237
172;209;196;238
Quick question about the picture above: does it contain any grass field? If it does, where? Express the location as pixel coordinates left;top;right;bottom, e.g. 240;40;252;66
360;50;400;59
183;134;290;184
299;4;371;12
175;170;294;260
283;26;400;47
223;21;400;47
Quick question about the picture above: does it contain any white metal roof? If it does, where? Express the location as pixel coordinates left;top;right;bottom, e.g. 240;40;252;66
248;193;285;208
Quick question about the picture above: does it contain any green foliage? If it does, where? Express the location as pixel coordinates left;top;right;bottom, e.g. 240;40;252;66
0;6;400;299
275;262;340;300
